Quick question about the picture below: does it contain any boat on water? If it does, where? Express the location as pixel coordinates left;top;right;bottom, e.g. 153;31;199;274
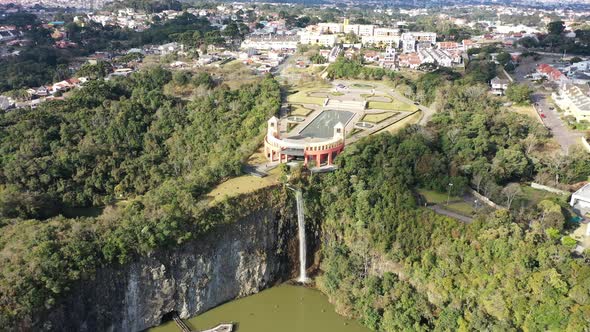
201;323;233;332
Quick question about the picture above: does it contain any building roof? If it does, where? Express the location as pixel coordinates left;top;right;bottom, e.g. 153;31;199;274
573;183;590;200
491;76;510;85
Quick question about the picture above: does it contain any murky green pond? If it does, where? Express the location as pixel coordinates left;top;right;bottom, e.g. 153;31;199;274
150;284;369;332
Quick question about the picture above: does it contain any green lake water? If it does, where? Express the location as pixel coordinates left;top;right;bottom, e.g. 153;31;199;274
150;284;370;332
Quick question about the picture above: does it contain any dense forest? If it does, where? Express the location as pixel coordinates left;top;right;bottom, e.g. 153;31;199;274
2;23;590;330
315;135;590;329
305;75;590;330
0;67;281;326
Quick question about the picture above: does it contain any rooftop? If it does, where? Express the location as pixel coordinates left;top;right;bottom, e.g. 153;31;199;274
573;183;590;200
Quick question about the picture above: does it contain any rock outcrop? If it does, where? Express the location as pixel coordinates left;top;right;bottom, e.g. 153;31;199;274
38;204;297;331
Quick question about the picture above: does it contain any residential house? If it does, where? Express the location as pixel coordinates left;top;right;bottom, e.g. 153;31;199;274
570;183;590;230
363;50;380;63
398;52;422;69
490;76;510;95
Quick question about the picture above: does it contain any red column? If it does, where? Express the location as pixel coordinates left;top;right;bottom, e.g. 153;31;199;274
328;152;332;165
316;154;321;167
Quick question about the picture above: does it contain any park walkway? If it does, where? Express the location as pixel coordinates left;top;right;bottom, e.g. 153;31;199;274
427;205;474;223
346;110;420;144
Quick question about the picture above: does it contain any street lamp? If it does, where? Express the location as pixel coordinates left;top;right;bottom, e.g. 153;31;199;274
446;183;453;206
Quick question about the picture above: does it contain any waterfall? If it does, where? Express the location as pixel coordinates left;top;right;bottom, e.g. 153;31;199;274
294;189;308;283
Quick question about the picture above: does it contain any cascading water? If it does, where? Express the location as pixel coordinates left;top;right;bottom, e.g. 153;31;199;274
294;189;308;283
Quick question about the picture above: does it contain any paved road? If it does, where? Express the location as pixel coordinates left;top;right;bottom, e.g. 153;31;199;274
531;93;583;152
511;57;583;152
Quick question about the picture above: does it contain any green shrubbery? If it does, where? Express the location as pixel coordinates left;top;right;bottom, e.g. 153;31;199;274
314;126;590;331
0;68;282;326
326;57;397;80
307;75;590;331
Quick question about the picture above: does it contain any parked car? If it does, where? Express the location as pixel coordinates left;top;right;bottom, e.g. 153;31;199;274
414;102;419;105
540;113;546;118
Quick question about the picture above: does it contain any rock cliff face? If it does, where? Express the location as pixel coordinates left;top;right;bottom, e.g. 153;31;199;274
39;205;297;332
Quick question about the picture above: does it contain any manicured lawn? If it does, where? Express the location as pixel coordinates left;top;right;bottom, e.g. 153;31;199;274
287;86;330;105
362;112;397;123
378;111;422;134
418;189;462;204
207;168;280;205
287;92;326;105
418;189;474;216
367;95;393;102
352;83;375;89
446;202;475;216
291;105;313;116
368;99;416;111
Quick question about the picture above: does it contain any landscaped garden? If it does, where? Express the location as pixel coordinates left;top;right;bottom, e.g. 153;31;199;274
367;98;417;111
287;82;332;105
290;104;314;116
351;83;375;89
361;112;398;124
287;90;327;105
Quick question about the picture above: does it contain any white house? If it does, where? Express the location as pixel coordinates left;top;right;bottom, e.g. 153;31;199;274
491;76;510;96
570;183;590;235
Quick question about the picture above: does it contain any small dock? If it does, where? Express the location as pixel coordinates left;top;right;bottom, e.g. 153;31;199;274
172;313;233;332
172;313;192;332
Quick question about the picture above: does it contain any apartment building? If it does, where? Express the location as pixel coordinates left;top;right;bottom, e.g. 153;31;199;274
241;35;299;51
553;84;590;122
343;24;375;36
374;28;400;37
299;32;337;47
361;35;400;48
401;32;437;53
318;22;343;34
